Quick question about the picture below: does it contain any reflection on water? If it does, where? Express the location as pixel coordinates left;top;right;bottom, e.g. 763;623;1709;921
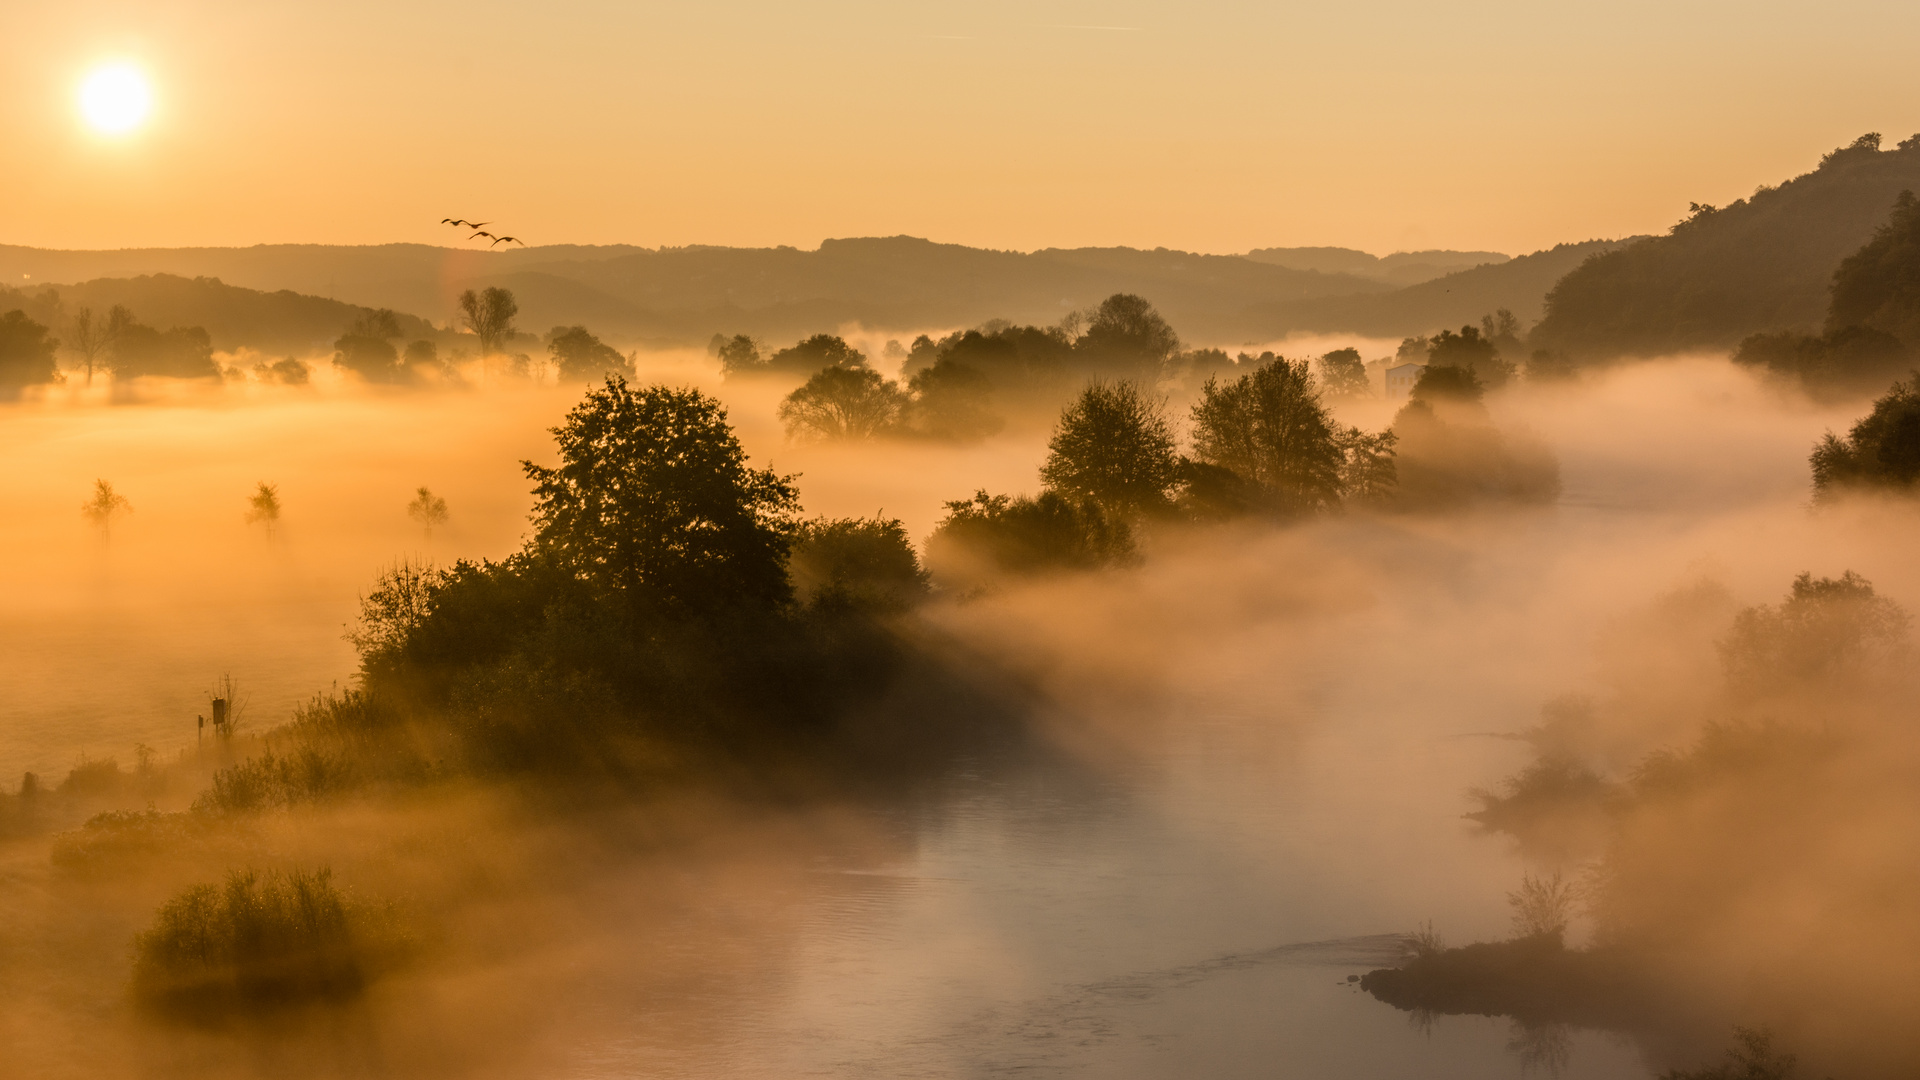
570;741;1642;1079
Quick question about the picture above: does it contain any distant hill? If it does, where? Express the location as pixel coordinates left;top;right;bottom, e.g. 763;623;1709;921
0;233;1633;352
0;238;1396;348
1531;133;1920;360
1239;239;1636;341
0;274;437;356
1242;247;1510;287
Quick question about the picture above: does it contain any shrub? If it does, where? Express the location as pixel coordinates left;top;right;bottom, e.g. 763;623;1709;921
133;867;406;1015
926;490;1133;583
1810;377;1920;499
789;517;929;613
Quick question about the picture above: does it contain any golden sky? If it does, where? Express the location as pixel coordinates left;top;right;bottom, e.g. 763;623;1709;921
5;0;1917;256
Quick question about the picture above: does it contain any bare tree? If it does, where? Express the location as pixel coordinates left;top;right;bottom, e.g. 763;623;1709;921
80;479;132;538
1508;870;1578;942
407;486;449;537
457;287;519;357
246;482;282;537
68;306;131;386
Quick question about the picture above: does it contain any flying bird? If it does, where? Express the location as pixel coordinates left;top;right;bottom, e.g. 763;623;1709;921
442;218;490;229
469;231;497;242
490;236;524;247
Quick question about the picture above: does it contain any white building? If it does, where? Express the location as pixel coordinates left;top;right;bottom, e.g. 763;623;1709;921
1384;361;1427;400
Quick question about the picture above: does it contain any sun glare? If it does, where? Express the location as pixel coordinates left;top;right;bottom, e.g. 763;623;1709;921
79;64;152;135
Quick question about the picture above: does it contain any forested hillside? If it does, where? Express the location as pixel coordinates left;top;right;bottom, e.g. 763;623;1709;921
1531;134;1920;360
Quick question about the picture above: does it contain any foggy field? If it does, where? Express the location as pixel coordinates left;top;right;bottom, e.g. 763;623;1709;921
3;349;1914;1078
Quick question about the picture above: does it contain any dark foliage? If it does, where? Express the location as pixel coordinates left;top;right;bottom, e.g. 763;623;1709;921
1315;346;1370;398
789;517;929;613
112;318;219;379
0;309;60;392
1040;381;1180;517
905;358;1003;440
547;325;634;382
1428;325;1513;387
927;490;1134;581
1533;134;1920;361
1732;324;1909;397
1189;355;1346;514
767;334;867;375
133;868;406;1017
1828;189;1920;345
1075;293;1180;384
779;366;909;440
1811;376;1920;498
331;309;404;382
525;378;799;615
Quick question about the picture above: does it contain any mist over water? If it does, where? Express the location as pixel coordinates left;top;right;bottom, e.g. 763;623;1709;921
1;352;1910;1078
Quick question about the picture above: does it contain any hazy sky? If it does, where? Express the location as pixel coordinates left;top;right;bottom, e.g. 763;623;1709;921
6;0;1919;256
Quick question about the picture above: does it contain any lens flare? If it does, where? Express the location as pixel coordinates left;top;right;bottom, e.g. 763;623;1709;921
79;64;152;135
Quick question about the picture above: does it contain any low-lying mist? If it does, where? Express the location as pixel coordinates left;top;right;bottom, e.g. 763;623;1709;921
2;349;1914;1079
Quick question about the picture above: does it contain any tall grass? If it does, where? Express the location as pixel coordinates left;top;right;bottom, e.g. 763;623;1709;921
133;867;407;1015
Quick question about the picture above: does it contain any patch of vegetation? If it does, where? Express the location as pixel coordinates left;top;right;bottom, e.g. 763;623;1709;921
1811;377;1920;499
133;867;410;1018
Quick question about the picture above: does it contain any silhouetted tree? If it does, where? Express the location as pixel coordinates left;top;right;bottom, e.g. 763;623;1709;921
1041;381;1179;517
403;340;439;369
0;310;59;393
66;306;128;387
768;334;866;375
407;487;449;538
1427;326;1511;387
1719;570;1912;701
716;334;764;376
788;517;929;612
1315;347;1370;399
1076;293;1180;383
1189;356;1346;513
332;310;405;382
906;358;1001;441
1811;376;1920;499
109;314;218;379
546;326;633;382
778;366;909;440
246;483;282;536
1335;426;1399;501
1827;188;1920;342
1480;309;1524;356
927;490;1133;580
524;378;799;613
81;479;132;538
457;288;518;357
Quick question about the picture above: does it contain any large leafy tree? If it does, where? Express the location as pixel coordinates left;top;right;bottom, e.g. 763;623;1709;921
778;366;908;440
524;378;800;613
1075;293;1180;383
1189;355;1345;513
332;309;405;383
546;325;633;382
1040;380;1178;517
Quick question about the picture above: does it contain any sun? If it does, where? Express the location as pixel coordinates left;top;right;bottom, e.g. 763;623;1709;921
79;64;152;135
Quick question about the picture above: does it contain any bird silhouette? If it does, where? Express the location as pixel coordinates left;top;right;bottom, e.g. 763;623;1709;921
490;236;524;247
469;231;497;242
442;218;490;229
